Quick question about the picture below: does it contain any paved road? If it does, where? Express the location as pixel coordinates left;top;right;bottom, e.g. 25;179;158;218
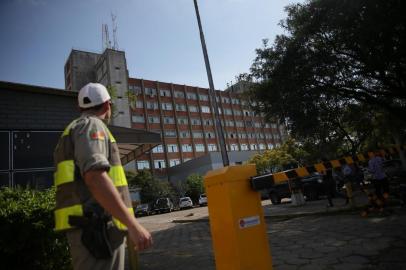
136;203;406;270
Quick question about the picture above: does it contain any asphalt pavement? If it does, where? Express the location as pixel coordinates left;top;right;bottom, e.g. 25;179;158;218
132;192;406;270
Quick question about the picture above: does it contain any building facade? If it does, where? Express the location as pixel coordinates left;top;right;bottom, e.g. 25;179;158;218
64;49;286;178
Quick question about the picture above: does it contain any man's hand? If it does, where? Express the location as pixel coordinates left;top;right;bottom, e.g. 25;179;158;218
127;222;153;251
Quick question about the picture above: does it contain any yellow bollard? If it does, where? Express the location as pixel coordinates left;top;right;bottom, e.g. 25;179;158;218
204;164;273;270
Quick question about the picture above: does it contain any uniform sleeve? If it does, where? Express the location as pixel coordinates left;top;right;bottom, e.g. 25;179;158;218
72;118;110;176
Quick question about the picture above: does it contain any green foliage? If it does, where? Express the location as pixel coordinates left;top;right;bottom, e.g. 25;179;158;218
0;187;71;270
185;174;205;203
126;170;175;203
248;138;308;174
244;0;406;159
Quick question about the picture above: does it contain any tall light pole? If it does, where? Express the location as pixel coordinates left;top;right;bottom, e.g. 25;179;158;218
193;0;229;166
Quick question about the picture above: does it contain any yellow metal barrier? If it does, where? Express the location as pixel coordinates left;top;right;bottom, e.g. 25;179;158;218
204;164;273;270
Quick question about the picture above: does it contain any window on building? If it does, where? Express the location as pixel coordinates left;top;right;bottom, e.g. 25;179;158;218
152;145;164;153
164;130;177;137
161;103;173;111
188;105;199;112
154;160;166;169
265;123;271;128
243;110;250;117
238;133;247;139
179;131;190;138
234;110;242;116
163;116;175;124
167;144;178;153
137;160;150;170
205;131;215;139
201;106;210;113
236;121;244;127
129;85;141;94
182;144;193;152
231;98;240;105
250;144;258;150
148;116;160;124
146;102;158;110
241;144;249;151
255;122;262;128
145;87;157;96
191;118;201;125
221;97;230;104
192;131;204;138
160;89;171;97
135;100;144;108
169;159;180;167
259;144;266;150
208;144;217;151
177;117;188;125
267;143;274;149
245;121;253;127
230;144;238;151
195;144;205;152
186;92;197;100
224;108;232;115
203;119;213;126
132;115;145;123
176;104;187;112
174;91;185;99
199;94;209;101
228;132;236;139
271;123;277;128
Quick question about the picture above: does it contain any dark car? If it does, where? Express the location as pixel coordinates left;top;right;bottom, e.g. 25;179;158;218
268;173;327;204
154;197;174;214
382;159;406;180
135;203;153;217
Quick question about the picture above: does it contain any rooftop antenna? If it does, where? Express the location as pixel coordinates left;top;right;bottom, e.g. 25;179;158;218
102;24;111;50
111;12;119;50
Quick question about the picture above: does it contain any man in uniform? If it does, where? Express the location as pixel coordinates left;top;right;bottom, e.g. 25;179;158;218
53;83;152;270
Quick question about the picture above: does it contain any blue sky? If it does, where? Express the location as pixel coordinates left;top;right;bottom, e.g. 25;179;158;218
0;0;304;90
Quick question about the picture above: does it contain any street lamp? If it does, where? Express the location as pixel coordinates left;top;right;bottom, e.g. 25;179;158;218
193;0;229;166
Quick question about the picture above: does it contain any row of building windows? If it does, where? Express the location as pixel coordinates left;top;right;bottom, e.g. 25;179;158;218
129;85;245;105
134;101;256;116
150;142;279;154
136;142;281;170
132;114;279;129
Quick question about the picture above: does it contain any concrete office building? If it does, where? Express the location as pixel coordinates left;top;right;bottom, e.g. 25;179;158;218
65;49;131;128
64;48;287;180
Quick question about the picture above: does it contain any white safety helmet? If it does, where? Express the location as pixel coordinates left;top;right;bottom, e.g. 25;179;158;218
78;83;111;109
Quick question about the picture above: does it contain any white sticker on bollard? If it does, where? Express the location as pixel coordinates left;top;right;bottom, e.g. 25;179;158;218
238;215;260;229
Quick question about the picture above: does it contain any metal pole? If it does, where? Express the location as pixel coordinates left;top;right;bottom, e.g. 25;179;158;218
193;0;229;166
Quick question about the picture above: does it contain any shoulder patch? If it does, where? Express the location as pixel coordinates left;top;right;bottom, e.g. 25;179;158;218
90;130;106;140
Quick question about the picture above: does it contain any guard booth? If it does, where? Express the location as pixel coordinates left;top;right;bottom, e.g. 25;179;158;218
204;164;273;270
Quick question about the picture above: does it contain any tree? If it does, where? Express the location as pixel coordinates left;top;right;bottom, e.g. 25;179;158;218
248;138;309;174
126;170;175;203
185;174;205;204
244;0;406;160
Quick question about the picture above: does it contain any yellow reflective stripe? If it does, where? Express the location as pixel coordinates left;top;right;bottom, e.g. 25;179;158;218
106;129;116;143
113;207;134;230
62;120;76;136
54;204;83;231
108;165;128;187
55;160;75;186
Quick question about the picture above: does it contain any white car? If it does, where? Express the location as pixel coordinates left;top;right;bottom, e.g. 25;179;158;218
198;193;207;206
179;197;193;209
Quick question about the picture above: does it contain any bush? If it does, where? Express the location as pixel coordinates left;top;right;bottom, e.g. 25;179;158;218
0;187;71;270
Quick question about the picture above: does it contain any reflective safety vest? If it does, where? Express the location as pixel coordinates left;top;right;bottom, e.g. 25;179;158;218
54;118;133;231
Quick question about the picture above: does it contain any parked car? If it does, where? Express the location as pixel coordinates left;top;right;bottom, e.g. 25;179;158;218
268;173;326;204
382;159;406;180
135;203;153;217
154;197;174;213
198;193;207;206
179;197;193;210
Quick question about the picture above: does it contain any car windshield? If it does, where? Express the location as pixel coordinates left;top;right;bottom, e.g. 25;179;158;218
180;198;189;202
136;204;148;209
200;194;206;198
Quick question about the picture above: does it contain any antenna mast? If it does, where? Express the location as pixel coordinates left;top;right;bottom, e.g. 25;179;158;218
111;13;118;50
102;24;111;50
